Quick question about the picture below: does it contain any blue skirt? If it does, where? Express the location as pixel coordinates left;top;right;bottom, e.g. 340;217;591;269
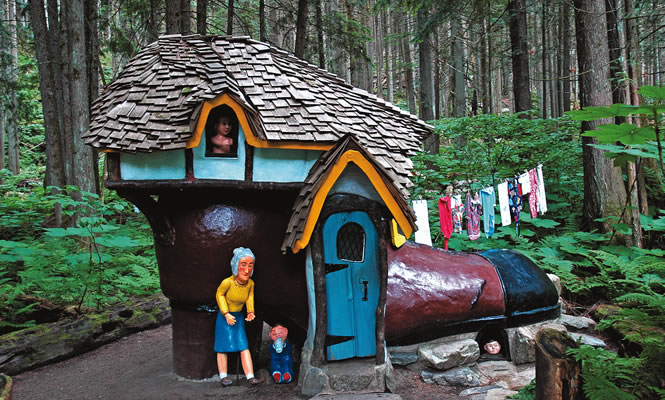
214;311;248;353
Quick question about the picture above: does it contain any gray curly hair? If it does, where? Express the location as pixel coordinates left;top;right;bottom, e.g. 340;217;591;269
230;247;255;276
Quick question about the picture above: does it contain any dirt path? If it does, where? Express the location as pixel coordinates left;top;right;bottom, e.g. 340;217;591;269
12;324;304;400
12;324;465;400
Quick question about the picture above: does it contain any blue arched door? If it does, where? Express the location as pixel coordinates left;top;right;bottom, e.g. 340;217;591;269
323;211;379;361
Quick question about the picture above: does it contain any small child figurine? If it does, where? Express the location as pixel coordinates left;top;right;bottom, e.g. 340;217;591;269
269;324;293;384
483;340;501;355
209;114;234;154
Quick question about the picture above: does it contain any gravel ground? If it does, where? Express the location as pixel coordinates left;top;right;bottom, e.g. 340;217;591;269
11;324;467;400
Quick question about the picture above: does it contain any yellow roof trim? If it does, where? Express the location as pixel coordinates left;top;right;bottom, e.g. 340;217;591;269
291;149;414;253
185;93;334;151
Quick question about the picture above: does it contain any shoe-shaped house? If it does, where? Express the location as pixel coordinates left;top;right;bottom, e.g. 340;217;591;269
84;35;559;393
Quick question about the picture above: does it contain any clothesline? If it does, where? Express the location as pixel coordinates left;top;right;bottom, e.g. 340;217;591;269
412;165;548;250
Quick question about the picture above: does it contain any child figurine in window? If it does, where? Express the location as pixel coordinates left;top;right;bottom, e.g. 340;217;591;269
269;324;294;384
483;340;501;355
209;113;235;154
215;247;263;387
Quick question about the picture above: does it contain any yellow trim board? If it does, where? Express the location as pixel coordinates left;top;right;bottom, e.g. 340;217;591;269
390;219;407;248
185;93;333;151
292;150;414;253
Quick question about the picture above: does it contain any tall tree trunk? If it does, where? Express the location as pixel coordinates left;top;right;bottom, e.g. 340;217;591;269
606;0;642;247
315;0;324;67
0;0;4;174
375;11;383;97
181;0;190;33
68;0;98;194
417;6;436;154
480;15;489;115
259;0;267;42
401;12;416;114
30;0;66;189
165;0;179;33
197;0;207;34
433;27;440;118
623;0;639;108
508;0;531;116
5;0;19;174
450;18;465;118
561;0;571;112
541;2;548;119
575;0;629;240
227;0;234;35
294;0;308;59
384;10;393;104
147;0;159;41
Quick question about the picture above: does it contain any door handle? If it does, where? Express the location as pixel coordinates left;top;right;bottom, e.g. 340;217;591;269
361;280;368;301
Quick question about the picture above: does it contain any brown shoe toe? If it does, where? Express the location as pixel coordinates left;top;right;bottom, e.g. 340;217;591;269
248;377;263;385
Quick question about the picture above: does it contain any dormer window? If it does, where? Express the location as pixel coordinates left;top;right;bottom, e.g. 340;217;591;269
205;105;239;158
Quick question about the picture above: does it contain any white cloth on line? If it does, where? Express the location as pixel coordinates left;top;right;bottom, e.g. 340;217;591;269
412;199;432;246
518;173;531;194
497;181;511;226
537;165;548;214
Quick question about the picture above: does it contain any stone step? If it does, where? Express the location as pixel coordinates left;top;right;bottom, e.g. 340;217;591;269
325;358;386;393
309;393;401;400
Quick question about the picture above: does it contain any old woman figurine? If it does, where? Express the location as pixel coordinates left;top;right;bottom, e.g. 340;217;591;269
215;247;262;386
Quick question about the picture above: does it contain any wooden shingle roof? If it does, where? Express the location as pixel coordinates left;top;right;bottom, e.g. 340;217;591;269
281;135;417;254
84;34;432;191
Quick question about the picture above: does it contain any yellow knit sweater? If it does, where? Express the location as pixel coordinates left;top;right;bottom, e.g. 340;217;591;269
216;275;255;314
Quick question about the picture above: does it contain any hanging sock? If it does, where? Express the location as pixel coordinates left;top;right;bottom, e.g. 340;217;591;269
438;196;453;250
480;187;496;238
507;178;523;236
465;192;482;241
412;199;432;246
451;194;465;234
537;165;548;214
528;169;539;219
498;181;511;227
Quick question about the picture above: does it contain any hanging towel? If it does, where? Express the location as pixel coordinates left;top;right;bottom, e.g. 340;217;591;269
412;199;432;246
507;178;523;235
438;196;453;239
480;187;496;238
465;192;482;241
518;173;531;194
537;165;548;214
451;195;465;233
498;182;511;227
528;169;539;218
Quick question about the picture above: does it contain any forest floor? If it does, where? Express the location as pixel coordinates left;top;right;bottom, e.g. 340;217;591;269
11;323;465;400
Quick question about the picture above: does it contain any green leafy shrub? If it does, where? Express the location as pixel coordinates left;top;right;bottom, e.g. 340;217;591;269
0;183;159;328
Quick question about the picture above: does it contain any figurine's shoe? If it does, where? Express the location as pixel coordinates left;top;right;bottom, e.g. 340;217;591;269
283;372;291;383
272;372;281;383
221;377;232;387
248;377;263;385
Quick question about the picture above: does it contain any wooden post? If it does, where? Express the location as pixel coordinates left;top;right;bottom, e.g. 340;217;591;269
535;328;583;400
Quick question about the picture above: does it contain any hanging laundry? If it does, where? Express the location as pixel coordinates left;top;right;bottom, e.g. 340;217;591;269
518;173;531;194
465;192;482;241
507;178;523;235
528;169;539;218
451;194;465;233
480;187;496;238
497;181;511;227
537;165;548;214
412;199;432;246
438;196;453;250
